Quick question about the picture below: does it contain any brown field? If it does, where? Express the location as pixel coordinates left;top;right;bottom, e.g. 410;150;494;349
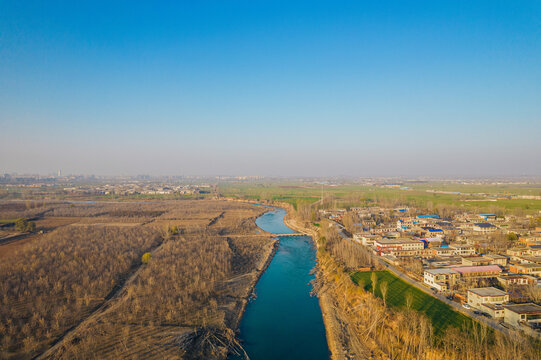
0;199;275;360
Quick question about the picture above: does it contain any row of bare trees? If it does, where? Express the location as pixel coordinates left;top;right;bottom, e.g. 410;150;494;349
0;225;162;359
49;233;275;360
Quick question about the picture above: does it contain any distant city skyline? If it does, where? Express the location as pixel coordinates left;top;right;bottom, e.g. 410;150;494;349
1;1;540;177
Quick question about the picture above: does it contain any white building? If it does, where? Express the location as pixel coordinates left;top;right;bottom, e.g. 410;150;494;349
424;268;459;291
467;287;509;310
374;238;424;256
449;244;476;256
503;303;541;331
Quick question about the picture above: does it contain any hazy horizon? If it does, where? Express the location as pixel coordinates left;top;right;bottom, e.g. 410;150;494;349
1;1;540;177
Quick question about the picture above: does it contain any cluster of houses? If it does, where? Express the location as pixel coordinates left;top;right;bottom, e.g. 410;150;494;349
62;183;210;196
320;206;541;334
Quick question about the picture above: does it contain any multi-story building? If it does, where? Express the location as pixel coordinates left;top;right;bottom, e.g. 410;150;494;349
507;247;527;257
467;287;509;309
483;254;508;266
424;268;459;291
374;238;424;256
430;247;454;257
497;274;537;288
472;222;498;233
449;244;476;256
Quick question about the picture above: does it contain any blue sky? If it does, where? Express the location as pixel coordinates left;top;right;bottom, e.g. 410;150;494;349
1;1;540;176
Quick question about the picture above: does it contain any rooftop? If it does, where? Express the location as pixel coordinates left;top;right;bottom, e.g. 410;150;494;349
498;274;531;279
481;303;504;310
452;265;502;274
375;238;423;245
425;268;458;275
474;222;497;228
484;254;507;259
468;287;507;297
463;256;487;262
503;303;541;314
512;263;541;269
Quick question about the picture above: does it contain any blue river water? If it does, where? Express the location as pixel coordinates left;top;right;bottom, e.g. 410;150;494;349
231;207;329;360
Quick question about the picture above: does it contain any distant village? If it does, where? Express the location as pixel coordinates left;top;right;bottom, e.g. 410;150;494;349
61;183;212;196
320;206;541;336
0;175;213;197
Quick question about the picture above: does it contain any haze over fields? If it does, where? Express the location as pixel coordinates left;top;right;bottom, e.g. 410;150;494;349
1;1;540;176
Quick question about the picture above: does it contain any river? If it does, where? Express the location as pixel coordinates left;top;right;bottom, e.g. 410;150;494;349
231;206;329;360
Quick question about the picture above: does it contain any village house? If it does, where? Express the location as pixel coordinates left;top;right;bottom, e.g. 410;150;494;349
416;214;440;219
353;233;381;246
503;303;541;331
371;226;399;234
435;221;455;230
425;257;463;268
467;287;509;310
519;236;541;246
396;218;417;230
480;303;505;319
528;245;541;256
462;256;492;266
374;238;425;256
472;222;498;233
451;265;502;278
449;244;476;256
515;255;541;264
426;228;445;238
430;247;454;257
423;237;444;248
509;263;541;276
497;274;537;288
478;214;497;221
483;254;508;267
424;268;459;291
507;247;528;262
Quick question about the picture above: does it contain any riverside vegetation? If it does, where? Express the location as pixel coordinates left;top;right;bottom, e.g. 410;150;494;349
0;200;275;360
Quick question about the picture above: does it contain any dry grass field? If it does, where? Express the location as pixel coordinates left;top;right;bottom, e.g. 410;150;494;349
0;199;275;360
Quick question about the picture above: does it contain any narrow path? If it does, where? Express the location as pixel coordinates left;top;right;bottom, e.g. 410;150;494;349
34;237;168;360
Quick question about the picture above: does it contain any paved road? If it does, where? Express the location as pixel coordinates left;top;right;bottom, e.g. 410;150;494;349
329;220;508;334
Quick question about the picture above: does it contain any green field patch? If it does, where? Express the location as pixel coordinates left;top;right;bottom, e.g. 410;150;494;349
351;270;475;335
217;182;541;214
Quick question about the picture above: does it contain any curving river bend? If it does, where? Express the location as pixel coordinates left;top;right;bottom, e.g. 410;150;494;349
231;206;329;360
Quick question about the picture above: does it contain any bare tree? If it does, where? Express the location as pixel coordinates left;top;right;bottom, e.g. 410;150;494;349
380;281;388;307
371;272;378;295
